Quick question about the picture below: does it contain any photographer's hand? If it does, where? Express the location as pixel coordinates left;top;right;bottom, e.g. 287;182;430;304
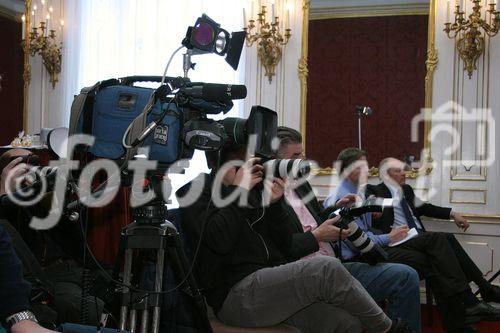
389;225;409;244
11;320;58;333
0;157;27;196
231;157;264;191
264;177;285;204
335;194;359;208
312;216;350;242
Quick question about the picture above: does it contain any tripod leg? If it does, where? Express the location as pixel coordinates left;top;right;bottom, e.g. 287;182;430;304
129;309;137;333
140;303;149;333
166;230;213;333
120;248;133;331
152;249;165;333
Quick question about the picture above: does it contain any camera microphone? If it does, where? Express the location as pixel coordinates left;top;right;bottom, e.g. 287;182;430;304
180;83;247;101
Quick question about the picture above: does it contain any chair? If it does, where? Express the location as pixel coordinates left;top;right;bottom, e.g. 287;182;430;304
424;280;434;326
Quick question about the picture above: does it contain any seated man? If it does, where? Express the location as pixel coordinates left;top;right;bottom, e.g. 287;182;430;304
324;149;500;333
367;157;500;305
177;143;413;333
276;127;421;332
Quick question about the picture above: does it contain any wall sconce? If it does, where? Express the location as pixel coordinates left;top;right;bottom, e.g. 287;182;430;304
244;1;292;83
21;0;63;89
444;0;499;79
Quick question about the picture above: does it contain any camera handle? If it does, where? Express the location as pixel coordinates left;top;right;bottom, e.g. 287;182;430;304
183;50;196;78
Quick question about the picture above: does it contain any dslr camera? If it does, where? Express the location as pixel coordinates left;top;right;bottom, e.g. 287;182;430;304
327;197;394;264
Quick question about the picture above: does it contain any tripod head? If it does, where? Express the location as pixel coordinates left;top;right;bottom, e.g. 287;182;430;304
131;174;172;225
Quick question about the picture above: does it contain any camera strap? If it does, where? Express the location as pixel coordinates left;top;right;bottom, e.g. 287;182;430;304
69;79;119;140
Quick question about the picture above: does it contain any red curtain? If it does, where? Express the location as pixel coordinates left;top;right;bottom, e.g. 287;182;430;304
0;16;24;145
87;187;132;265
306;15;427;167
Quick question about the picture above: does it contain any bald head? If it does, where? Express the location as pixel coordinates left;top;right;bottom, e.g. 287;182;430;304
379;157;407;186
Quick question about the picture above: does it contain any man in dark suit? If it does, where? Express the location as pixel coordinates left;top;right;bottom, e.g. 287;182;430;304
277;127;420;332
366;157;500;331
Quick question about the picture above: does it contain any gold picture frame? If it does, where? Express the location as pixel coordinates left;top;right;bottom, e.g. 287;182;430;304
299;0;438;178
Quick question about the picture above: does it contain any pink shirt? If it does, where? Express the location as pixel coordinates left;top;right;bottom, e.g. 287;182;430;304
284;185;335;259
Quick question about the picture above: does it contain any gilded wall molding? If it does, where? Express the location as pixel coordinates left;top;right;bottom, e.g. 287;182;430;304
299;0;310;150
310;3;429;20
462;242;494;276
448;0;491;182
22;0;31;132
300;0;438;177
449;188;487;205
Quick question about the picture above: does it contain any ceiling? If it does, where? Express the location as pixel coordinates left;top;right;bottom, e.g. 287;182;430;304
0;0;24;19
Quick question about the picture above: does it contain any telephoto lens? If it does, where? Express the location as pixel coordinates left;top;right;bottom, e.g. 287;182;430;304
263;159;311;180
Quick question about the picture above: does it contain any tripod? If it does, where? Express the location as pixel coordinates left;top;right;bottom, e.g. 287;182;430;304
116;195;212;333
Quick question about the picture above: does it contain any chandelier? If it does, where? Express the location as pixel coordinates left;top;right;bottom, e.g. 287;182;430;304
21;0;63;88
444;0;500;79
244;1;292;83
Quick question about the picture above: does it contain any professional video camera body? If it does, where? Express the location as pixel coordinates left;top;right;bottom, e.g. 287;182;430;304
327;197;393;265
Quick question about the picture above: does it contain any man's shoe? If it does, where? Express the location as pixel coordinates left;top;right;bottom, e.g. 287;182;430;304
465;301;500;321
482;284;500;303
388;318;417;333
447;325;479;333
464;325;479;333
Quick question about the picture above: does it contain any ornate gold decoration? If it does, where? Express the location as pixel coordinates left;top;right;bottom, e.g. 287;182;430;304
300;0;438;177
422;0;438;174
299;0;310;150
22;0;63;89
245;3;291;83
444;0;500;79
311;165;432;179
310;3;429;20
22;0;32;131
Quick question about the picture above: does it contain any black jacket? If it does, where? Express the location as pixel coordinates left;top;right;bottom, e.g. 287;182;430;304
0;222;31;321
283;181;334;261
366;182;452;234
177;173;294;312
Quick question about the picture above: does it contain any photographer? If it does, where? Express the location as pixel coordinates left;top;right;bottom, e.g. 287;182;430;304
276;127;420;332
0;222;59;333
177;143;413;333
0;148;101;326
0;153;58;333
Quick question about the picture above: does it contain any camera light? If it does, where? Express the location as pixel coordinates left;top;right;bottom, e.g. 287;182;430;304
193;22;215;46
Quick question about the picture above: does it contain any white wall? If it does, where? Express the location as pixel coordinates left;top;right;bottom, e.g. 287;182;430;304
243;0;304;129
26;0;66;134
425;0;500;284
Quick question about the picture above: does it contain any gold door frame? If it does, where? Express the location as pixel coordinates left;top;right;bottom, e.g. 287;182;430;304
22;0;32;131
298;0;437;178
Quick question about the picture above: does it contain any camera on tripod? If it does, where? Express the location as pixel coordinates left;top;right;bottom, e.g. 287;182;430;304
328;197;394;264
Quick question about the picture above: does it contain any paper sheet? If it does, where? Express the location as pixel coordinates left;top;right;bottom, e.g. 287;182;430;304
388;227;419;247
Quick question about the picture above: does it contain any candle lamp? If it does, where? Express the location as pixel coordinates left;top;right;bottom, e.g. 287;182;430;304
444;0;500;78
244;1;292;83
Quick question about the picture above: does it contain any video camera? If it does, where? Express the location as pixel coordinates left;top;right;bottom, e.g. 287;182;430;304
328;197;393;265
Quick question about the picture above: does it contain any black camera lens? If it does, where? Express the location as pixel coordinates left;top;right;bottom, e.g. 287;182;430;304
264;159;311;180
